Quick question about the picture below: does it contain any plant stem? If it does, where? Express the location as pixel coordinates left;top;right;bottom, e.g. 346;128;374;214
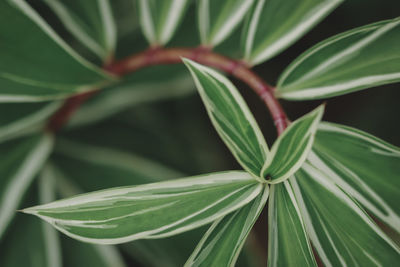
48;47;289;135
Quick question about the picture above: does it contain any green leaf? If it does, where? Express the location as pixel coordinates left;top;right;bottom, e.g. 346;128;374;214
53;138;183;189
290;162;400;266
43;0;117;62
185;186;268;267
138;0;191;45
0;134;53;238
242;0;342;65
198;0;255;46
0;101;61;143
268;181;316;267
23;171;262;244
183;59;268;179
262;105;324;183
0;0;112;102
38;167;62;267
277;17;400;100
67;65;194;128
312;122;400;233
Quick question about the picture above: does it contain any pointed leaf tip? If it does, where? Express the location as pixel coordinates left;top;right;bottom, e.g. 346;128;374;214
262;105;324;183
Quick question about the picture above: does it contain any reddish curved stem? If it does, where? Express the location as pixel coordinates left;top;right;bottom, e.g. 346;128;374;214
48;47;289;135
106;47;288;135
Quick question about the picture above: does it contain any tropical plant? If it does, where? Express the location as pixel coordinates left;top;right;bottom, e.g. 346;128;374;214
0;0;399;266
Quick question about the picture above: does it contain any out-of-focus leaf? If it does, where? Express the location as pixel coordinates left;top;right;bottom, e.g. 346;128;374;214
68;65;194;128
23;171;261;244
0;102;60;143
53;138;183;189
262;105;324;183
277;18;400;100
183;59;268;179
43;0;116;62
198;0;254;46
39;167;62;267
185;186;268;267
242;0;342;65
312;122;400;233
268;181;316;267
290;162;400;266
0;134;53;238
0;0;112;102
137;0;191;45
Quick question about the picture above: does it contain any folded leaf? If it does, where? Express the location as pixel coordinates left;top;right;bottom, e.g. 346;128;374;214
185;186;268;267
23;171;262;244
43;0;117;62
268;181;316;267
0;134;53;238
183;59;269;179
198;0;254;46
312;122;400;233
242;0;342;65
0;101;61;143
0;0;112;102
138;0;190;45
290;163;400;266
262;105;324;183
277;17;400;100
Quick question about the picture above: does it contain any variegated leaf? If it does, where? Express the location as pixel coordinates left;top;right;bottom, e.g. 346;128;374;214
277;17;400;100
23;171;262;244
242;0;342;65
183;59;268;179
185;186;268;267
262;105;324;183
138;0;190;45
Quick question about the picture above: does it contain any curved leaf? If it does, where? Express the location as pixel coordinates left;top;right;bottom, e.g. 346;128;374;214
0;134;53;238
290;163;400;266
138;0;191;45
43;0;117;62
242;0;342;65
268;181;316;267
185;186;268;267
277;17;400;100
262;105;324;183
312;122;400;233
0;101;61;143
0;0;112;102
23;171;262;244
198;0;254;46
183;59;268;179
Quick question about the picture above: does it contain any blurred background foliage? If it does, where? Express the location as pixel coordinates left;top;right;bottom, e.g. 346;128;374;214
2;0;399;266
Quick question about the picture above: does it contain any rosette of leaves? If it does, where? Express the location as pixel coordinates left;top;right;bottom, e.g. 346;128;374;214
1;0;400;266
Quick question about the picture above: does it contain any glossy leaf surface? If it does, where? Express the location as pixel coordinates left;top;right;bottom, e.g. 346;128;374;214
290;163;400;266
138;0;190;45
268;181;316;267
185;186;268;267
242;0;342;65
0;101;60;143
198;0;254;46
0;0;111;102
183;59;268;178
262;105;324;183
0;134;53;238
313;122;400;233
277;18;400;100
43;0;116;62
23;171;261;244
